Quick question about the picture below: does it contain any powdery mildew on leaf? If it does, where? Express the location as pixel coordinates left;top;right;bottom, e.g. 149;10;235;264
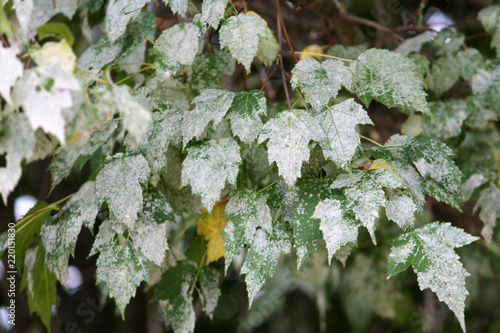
219;13;267;71
478;5;500;58
136;108;182;184
104;0;144;43
49;120;118;190
0;45;23;104
182;89;235;146
331;169;403;244
291;58;352;112
394;31;436;56
223;188;273;273
387;222;479;332
314;99;373;169
191;52;236;90
312;198;360;264
0;113;35;204
41;182;98;283
96;153;150;228
162;0;190;17
385;190;417;231
428;54;461;96
113;84;152;142
240;228;291;307
474;182;500;241
350;48;429;113
151;23;200;78
131;220;168;266
257;26;280;67
201;266;221;319
153;261;197;333
258;109;322;186
422;100;470;139
200;0;228;29
462;173;487;202
227;90;267;144
181;137;241;211
96;241;149;315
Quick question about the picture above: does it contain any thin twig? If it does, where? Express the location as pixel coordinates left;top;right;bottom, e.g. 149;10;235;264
340;13;404;43
276;11;292;109
125;0;156;15
465;32;489;41
295;51;352;62
395;25;436;32
260;66;278;92
274;63;291;80
276;0;298;63
408;0;430;26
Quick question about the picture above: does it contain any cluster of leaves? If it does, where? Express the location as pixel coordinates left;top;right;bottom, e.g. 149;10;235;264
1;0;499;332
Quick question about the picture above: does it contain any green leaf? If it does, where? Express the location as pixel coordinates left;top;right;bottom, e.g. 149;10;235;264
331;169;403;244
200;0;228;29
223;188;273;273
258;109;322;186
0;44;23;104
478;5;500;57
113;84;152;142
404;135;462;209
387;222;479;332
457;48;483;84
227;90;267;144
181;137;241;210
350;48;429;113
153;261;197;333
428;53;460;96
314;98;373;169
422;100;470;139
21;244;57;332
464;96;498;128
48;119;118;190
15;201;52;271
190;52;236;90
472;60;500;114
0;113;36;204
0;4;14;36
256;26;280;67
151;23;200;79
219;13;267;72
200;266;221;319
433;29;465;56
240;228;291;307
312;198;360;265
181;89;235;147
327;44;367;60
291;58;352;112
96;241;149;316
162;0;190;17
474;182;500;241
394;31;436;56
41;181;98;283
96;153;151;228
104;0;145;43
36;22;75;45
134;108;182;184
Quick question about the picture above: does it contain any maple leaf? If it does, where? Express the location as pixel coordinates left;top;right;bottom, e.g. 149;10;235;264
197;201;229;264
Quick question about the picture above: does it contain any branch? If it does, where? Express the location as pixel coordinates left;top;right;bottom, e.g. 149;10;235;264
276;12;291;109
276;0;298;63
340;13;404;43
125;0;156;15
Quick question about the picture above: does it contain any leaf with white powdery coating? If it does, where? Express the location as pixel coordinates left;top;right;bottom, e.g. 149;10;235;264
200;0;228;29
422;100;470;139
387;222;479;332
331;169;403;244
113;84;152;142
162;0;190;17
201;266;221;319
219;13;267;72
96;241;149;316
181;137;241;211
258;109;322;186
223;188;273;273
312;198;360;265
478;5;500;58
240;228;291;307
0;44;23;104
41;181;99;284
314;99;372;170
257;26;280;67
350;48;429;113
227;90;267;144
182;89;235;147
96;153;150;228
151;23;200;79
474;182;500;242
104;0;144;43
291;58;352;112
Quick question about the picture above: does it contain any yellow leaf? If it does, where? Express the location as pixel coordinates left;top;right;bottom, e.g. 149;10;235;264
300;44;323;60
359;159;397;173
197;200;228;264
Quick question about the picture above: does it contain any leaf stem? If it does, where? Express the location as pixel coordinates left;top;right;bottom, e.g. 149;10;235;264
276;0;298;63
115;66;153;85
172;215;198;244
294;51;352;62
258;180;278;193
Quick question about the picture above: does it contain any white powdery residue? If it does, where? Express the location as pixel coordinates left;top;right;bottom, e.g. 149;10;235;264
474;182;500;241
256;26;280;67
0;45;23;104
219;14;267;71
24;247;38;295
113;84;152;142
258;110;322;185
386;192;416;230
314;99;372;169
131;221;168;266
182;89;235;147
462;173;487;202
313;198;359;264
227;90;267;144
181;137;241;210
200;0;229;29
